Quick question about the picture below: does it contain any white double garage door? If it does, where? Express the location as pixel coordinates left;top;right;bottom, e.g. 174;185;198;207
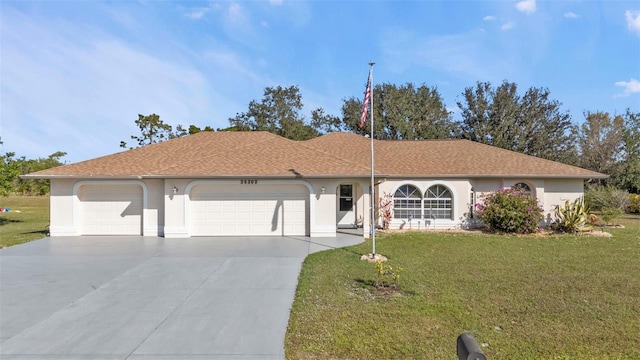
78;183;308;236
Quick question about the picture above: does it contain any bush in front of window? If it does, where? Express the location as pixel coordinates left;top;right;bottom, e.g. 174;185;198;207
476;187;544;234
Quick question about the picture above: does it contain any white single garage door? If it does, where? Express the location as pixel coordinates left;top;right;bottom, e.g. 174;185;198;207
79;184;143;235
190;184;308;236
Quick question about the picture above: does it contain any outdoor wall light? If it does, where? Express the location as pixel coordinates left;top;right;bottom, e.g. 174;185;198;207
172;186;178;195
321;186;325;194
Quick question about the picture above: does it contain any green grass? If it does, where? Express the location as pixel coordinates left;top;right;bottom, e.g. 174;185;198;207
285;214;640;359
0;195;50;248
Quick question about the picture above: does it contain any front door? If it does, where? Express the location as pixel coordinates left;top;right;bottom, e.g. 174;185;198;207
337;184;356;228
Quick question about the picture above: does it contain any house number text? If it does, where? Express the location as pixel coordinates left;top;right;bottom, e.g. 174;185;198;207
240;179;258;184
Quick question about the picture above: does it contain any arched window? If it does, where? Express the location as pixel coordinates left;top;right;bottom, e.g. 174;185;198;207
393;185;421;219
513;182;532;196
424;185;453;220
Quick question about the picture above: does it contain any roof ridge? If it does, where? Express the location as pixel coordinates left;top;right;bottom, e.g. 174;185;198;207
298;133;373;173
152;131;287;174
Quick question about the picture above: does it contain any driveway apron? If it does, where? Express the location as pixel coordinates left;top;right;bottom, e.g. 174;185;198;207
0;235;363;359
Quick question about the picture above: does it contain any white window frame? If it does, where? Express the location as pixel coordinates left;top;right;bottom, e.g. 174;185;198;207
424;184;453;220
393;184;422;220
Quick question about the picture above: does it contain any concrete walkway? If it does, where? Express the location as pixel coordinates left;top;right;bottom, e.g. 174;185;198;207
0;234;363;359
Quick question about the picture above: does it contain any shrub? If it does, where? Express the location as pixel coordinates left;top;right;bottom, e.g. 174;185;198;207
476;187;544;234
374;260;402;288
601;208;624;225
379;193;393;230
584;185;630;212
584;185;630;224
629;194;640;213
551;197;590;233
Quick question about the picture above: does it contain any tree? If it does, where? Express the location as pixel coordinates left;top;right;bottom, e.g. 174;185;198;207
0;152;20;196
341;83;454;140
614;110;640;193
187;125;215;135
228;85;319;140
1;151;67;196
310;108;343;134
456;81;578;164
120;114;187;149
577;111;625;184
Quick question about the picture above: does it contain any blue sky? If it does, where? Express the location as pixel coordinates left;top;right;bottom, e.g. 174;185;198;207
1;0;639;163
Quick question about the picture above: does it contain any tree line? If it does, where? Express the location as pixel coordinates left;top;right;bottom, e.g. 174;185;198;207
1;152;67;196
1;80;637;196
124;81;639;194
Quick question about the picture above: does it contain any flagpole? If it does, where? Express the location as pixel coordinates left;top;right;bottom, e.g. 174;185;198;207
368;61;376;257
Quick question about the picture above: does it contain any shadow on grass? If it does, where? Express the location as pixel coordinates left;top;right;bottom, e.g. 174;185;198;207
353;278;415;297
0;217;23;226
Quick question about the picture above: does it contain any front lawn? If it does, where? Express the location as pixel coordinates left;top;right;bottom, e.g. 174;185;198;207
0;195;50;248
285;214;640;359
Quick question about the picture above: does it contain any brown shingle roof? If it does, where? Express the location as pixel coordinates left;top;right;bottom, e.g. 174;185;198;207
25;131;606;179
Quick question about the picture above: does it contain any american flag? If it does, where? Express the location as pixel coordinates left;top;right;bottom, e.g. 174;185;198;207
359;70;372;128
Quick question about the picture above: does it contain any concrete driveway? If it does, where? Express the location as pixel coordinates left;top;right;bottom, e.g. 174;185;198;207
0;234;363;359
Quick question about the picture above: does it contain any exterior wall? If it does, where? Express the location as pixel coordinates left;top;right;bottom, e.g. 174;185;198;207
378;179;472;230
358;179;372;238
541;178;584;224
472;178;548;225
312;178;371;238
379;177;585;230
308;179;338;237
49;179;76;236
165;179;328;238
144;179;164;236
163;179;190;237
49;179;163;237
471;178;584;226
48;176;586;237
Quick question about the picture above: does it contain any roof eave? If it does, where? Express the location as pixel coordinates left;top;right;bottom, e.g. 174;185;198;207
22;172;608;180
20;174;147;180
386;174;609;179
22;173;390;180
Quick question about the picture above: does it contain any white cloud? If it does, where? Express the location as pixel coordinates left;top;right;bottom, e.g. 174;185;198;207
186;8;209;20
269;0;283;5
185;3;220;20
564;12;579;19
380;28;517;82
516;0;536;14
626;10;640;35
483;15;496;21
615;78;640;97
0;8;226;163
501;21;515;31
227;3;246;23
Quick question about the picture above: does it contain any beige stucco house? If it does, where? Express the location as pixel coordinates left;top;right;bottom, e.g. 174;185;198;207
24;131;606;238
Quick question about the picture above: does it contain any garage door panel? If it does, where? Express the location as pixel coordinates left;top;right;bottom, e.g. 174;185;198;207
79;185;143;236
190;184;308;236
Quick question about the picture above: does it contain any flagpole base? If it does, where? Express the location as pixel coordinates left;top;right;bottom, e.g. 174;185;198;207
360;253;387;262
